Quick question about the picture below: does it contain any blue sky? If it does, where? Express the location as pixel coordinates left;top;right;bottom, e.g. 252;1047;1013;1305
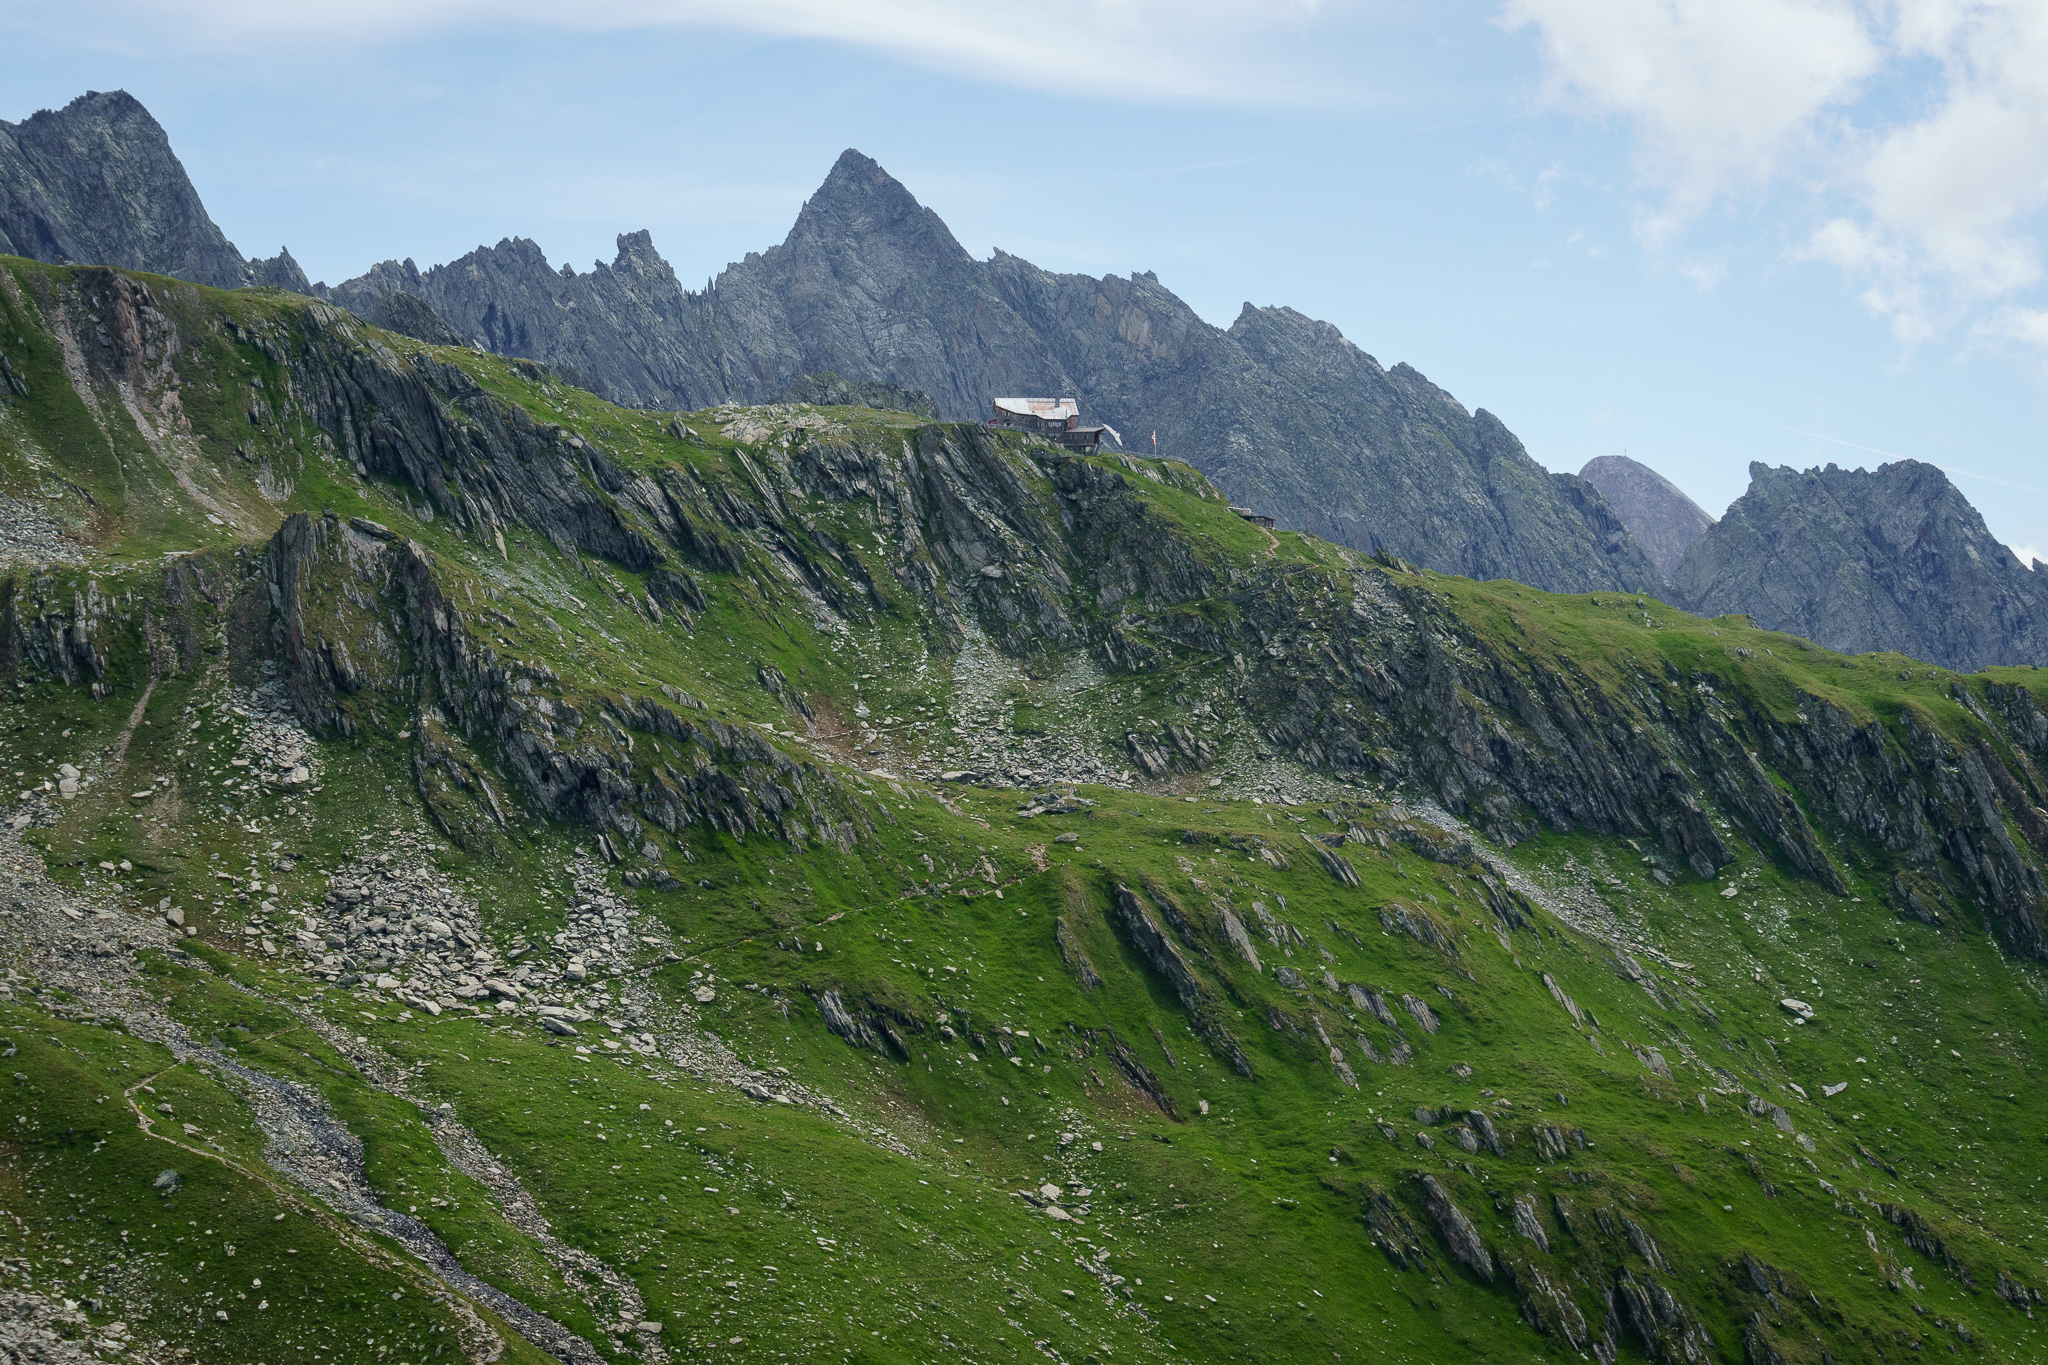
9;0;2048;563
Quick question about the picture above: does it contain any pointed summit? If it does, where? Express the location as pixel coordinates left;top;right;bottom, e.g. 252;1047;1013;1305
0;88;249;288
782;149;971;267
1578;454;1714;581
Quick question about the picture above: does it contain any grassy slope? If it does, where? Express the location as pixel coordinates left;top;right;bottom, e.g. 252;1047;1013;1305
2;260;2045;1363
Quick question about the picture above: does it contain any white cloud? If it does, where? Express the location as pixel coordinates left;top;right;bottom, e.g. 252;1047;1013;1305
1983;306;2048;348
1679;259;1725;290
1505;0;2048;351
1500;0;1878;234
2012;542;2043;569
78;0;1344;105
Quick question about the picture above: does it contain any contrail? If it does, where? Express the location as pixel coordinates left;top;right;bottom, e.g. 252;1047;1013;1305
1784;427;2048;498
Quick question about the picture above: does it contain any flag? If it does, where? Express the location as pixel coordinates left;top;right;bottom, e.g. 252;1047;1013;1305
1150;431;1157;449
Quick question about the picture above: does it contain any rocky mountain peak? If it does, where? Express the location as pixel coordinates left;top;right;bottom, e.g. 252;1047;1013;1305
781;147;971;268
0;88;251;289
1672;458;2048;669
257;125;1665;593
1577;454;1716;582
248;245;312;294
603;228;681;284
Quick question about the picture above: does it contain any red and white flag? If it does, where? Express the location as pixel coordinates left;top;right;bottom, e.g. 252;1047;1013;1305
1150;431;1157;449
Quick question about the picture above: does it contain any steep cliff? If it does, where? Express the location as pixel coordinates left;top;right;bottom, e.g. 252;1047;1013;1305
1578;454;1716;581
1674;460;2048;670
0;89;303;293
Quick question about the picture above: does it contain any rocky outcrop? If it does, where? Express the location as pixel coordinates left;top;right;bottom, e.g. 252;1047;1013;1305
1111;884;1254;1078
0;90;296;292
327;150;1660;594
1417;1174;1493;1282
1673;460;2048;669
1578;455;1715;581
774;371;937;418
262;510;867;854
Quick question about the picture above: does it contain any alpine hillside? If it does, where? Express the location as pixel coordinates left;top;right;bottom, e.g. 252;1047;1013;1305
1;257;2048;1365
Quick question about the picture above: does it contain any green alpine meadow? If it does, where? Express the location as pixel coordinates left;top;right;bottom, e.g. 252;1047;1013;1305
4;256;2048;1365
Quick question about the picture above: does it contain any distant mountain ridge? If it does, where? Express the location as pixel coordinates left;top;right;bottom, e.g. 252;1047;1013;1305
0;90;307;293
322;149;1662;594
1577;454;1715;582
1672;460;2048;670
0;94;1665;595
25;88;2045;652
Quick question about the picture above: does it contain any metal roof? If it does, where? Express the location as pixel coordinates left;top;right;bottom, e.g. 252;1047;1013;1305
992;397;1079;421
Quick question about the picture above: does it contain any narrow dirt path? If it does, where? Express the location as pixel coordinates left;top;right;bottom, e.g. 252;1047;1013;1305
107;676;157;767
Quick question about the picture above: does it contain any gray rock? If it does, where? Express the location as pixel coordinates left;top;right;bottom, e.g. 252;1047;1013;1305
1313;844;1361;887
1511;1192;1549;1252
322;149;1660;594
773;371;937;417
540;1016;577;1037
1417;1174;1493;1282
357;288;466;346
0;90;273;290
1112;885;1254;1079
817;989;872;1048
1578;455;1715;582
1349;984;1400;1028
1673;459;2048;669
1746;1094;1795;1133
1401;993;1441;1034
1447;1124;1480;1153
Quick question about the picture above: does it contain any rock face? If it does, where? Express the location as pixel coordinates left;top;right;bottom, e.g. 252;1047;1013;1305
329;150;1661;594
1673;460;2048;670
1577;455;1715;581
0;90;303;293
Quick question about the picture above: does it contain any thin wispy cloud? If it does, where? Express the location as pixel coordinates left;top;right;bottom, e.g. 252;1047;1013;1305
65;0;1352;106
1503;0;2048;354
